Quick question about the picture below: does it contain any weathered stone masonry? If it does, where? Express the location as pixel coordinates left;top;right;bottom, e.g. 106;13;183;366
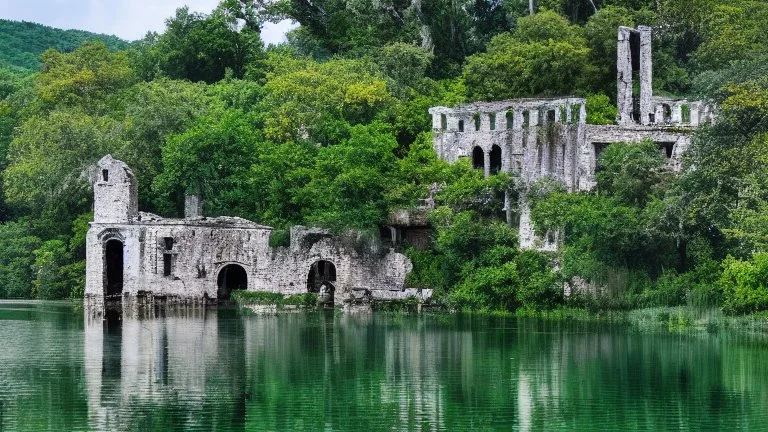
429;26;715;249
85;156;421;308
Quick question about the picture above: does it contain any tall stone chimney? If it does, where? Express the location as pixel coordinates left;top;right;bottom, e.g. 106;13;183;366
617;26;653;126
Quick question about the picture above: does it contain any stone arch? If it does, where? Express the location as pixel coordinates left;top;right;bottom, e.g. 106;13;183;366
472;146;485;170
104;239;124;299
217;263;248;301
307;260;336;293
490;145;502;175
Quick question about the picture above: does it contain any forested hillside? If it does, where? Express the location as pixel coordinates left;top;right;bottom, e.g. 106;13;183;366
0;19;129;72
2;0;768;316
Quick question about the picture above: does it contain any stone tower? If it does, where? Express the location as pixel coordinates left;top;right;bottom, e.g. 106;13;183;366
93;155;138;223
617;26;653;126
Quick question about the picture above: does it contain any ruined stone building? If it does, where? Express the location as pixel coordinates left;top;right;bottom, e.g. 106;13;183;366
85;156;421;307
429;26;714;249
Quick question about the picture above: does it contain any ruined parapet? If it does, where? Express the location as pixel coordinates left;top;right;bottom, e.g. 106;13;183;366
650;97;715;127
93;155;138;223
428;97;586;189
184;194;203;218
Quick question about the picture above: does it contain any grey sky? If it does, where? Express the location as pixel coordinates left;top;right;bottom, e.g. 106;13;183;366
0;0;295;45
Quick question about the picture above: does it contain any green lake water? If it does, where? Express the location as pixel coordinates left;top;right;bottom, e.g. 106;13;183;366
1;301;768;431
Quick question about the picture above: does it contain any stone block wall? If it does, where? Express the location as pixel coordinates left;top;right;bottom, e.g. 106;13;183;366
86;158;415;307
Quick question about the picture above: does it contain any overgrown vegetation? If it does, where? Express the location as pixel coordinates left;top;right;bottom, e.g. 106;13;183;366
1;0;768;316
231;290;318;308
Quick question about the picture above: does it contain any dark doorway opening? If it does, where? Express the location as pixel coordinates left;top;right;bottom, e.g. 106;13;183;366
658;142;675;159
217;264;248;301
593;142;610;161
472;146;485;170
490;145;502;175
307;260;336;292
308;260;336;305
104;240;124;299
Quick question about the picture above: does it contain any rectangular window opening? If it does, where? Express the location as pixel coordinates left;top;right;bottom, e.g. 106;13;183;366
570;105;579;123
547;110;556;123
506;111;514;129
658;142;675;159
102;169;109;182
440;114;447;130
458;119;465;132
594;142;610;160
473;113;481;131
489;113;496;131
522;111;530;128
164;237;174;250
681;105;691;123
163;254;172;277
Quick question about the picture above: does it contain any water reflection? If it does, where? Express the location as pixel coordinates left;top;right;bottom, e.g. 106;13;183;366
0;302;765;431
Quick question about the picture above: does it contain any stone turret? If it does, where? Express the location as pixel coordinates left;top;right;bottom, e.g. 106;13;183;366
93;155;138;223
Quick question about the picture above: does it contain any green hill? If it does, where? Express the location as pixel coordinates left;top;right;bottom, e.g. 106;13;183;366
0;19;130;73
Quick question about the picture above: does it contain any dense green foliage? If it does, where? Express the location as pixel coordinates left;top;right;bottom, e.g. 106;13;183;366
2;0;768;314
0;19;129;73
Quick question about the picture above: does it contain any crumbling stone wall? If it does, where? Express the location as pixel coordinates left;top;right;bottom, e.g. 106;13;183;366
430;98;587;190
85;156;416;308
252;226;415;302
430;25;715;250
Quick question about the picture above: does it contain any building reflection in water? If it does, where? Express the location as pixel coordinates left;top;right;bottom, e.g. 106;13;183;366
84;305;246;431
83;308;768;431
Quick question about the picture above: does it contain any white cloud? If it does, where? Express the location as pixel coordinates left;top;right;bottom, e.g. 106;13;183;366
0;0;295;43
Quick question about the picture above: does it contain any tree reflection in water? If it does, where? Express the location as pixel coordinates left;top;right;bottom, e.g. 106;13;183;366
0;303;747;431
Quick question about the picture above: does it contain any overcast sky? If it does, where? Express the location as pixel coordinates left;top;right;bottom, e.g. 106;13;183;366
0;0;295;45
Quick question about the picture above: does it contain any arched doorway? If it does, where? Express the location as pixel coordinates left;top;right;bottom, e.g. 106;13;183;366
307;260;336;305
104;239;124;299
490;145;502;174
217;264;248;301
472;146;484;170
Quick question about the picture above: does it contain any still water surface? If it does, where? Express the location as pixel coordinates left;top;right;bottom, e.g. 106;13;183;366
1;301;767;431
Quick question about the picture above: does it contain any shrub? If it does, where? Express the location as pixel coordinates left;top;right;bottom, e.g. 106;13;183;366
231;290;319;308
720;253;768;314
585;93;617;125
231;290;285;305
268;229;290;248
283;293;318;307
